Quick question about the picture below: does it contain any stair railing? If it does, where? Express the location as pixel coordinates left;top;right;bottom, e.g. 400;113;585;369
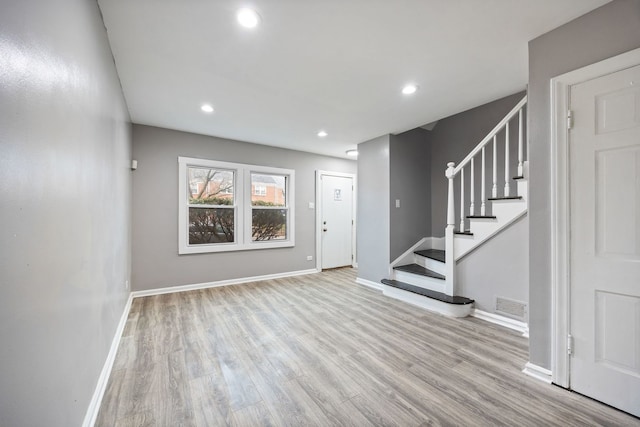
444;95;527;296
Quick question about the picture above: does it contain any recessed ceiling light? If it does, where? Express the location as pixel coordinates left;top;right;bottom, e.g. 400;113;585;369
402;84;418;95
317;130;328;137
346;149;359;157
237;8;261;28
201;104;214;113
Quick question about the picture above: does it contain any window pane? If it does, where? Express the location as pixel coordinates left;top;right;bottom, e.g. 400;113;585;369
188;167;234;205
252;209;287;241
189;207;234;244
251;173;286;206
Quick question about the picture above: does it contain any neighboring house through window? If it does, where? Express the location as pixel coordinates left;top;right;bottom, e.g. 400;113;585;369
178;157;295;254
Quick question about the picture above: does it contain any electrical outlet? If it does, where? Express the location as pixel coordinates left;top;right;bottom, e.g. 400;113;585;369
125;280;130;290
306;256;313;261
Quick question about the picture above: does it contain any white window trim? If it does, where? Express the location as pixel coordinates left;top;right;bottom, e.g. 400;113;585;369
178;157;295;254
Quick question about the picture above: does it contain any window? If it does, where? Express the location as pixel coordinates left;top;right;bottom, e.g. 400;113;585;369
253;184;267;196
178;157;294;254
251;173;287;242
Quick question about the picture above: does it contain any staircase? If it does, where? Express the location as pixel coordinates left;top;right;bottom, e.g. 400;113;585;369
381;96;528;317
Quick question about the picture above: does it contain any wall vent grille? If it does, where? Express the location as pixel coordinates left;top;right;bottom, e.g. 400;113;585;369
495;296;527;321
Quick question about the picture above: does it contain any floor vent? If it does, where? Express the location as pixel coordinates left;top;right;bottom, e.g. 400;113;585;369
495;296;527;321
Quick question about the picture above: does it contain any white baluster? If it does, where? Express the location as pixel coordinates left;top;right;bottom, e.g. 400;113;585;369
460;167;465;232
492;135;497;198
481;147;486;216
470;158;475;216
518;108;524;177
504;122;510;197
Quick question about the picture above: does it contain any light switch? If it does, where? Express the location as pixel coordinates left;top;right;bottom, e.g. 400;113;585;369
395;199;401;208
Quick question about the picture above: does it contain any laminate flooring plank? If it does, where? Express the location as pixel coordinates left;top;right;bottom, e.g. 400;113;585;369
347;388;428;427
258;338;306;381
406;358;535;426
112;410;156;427
97;268;640;427
218;352;262;412
282;377;343;426
112;336;136;371
183;328;220;380
292;357;362;405
230;401;276;427
95;368;127;426
345;350;459;426
455;358;636;426
189;371;233;427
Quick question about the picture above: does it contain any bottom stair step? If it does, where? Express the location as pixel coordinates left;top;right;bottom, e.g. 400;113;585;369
381;279;474;305
381;279;474;318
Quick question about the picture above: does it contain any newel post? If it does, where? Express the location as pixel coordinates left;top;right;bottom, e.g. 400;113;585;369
445;162;456;296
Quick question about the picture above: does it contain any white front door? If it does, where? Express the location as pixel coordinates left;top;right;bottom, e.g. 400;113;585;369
569;63;640;416
321;174;353;269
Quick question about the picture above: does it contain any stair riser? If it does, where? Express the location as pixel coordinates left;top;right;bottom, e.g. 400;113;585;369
414;255;446;275
382;285;473;318
517;179;528;200
394;270;446;293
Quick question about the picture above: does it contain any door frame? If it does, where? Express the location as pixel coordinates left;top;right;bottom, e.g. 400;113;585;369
550;47;640;388
315;170;357;271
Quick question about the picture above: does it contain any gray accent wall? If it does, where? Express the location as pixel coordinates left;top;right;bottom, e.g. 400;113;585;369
356;135;391;283
0;1;132;426
528;0;640;369
429;91;526;237
389;129;431;261
457;215;529;318
131;125;355;291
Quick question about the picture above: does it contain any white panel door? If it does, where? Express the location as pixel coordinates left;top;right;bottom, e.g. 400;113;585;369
569;64;640;417
321;174;353;269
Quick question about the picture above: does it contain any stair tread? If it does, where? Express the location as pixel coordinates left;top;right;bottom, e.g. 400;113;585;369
394;264;445;280
467;215;497;219
414;249;445;263
488;196;523;201
454;231;474;236
381;279;474;305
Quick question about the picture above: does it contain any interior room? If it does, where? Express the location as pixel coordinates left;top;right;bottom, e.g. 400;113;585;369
1;1;639;425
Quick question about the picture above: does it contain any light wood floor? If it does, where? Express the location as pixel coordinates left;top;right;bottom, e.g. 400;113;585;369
96;268;639;426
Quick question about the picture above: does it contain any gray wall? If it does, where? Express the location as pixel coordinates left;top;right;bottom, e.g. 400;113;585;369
0;1;132;426
131;125;355;291
429;92;526;236
457;215;529;317
356;135;390;283
389;129;431;261
528;0;640;369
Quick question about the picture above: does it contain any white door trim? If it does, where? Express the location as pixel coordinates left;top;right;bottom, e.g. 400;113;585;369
315;170;357;271
550;47;640;388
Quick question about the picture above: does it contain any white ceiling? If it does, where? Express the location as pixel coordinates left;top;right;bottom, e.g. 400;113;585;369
98;0;609;159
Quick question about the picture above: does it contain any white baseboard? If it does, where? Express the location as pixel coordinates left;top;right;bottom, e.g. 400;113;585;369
472;309;529;336
83;293;133;427
356;277;383;291
522;362;552;384
131;268;320;298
